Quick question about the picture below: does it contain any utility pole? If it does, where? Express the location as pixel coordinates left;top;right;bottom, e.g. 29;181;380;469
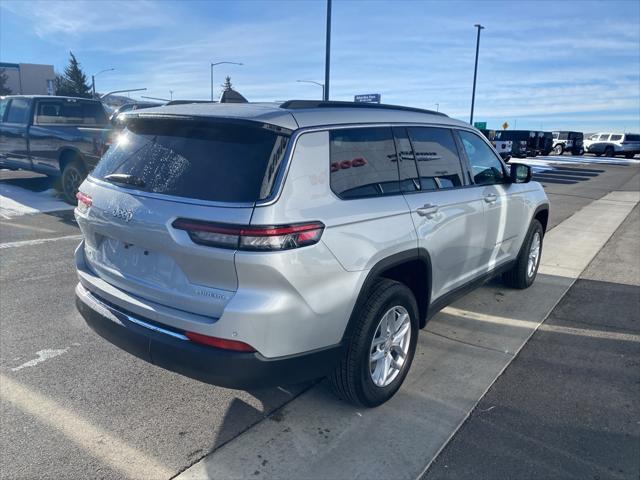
92;68;115;98
469;24;484;125
324;0;332;101
297;80;325;100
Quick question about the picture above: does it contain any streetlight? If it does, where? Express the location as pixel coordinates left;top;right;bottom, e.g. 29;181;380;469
324;0;332;101
92;68;115;98
296;80;325;100
469;24;484;125
435;103;440;112
210;61;243;101
169;90;174;101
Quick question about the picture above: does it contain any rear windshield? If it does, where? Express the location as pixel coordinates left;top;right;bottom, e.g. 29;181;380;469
92;119;289;203
35;99;108;126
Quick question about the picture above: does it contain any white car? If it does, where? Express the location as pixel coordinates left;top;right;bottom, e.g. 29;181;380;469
584;133;640;158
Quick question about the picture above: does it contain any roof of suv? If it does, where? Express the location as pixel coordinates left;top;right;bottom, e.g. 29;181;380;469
124;100;471;131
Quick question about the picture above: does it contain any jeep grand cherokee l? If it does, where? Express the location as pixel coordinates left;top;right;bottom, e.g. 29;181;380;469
74;100;549;406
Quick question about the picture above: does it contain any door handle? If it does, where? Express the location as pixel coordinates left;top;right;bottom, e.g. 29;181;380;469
484;194;497;204
416;203;439;218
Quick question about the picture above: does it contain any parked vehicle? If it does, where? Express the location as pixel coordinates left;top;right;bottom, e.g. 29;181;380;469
551;131;584;156
494;130;538;157
584;132;640;158
74;100;549;406
109;102;160;124
538;131;553;156
480;128;512;160
0;95;112;203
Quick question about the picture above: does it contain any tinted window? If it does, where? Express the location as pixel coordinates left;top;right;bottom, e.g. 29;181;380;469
552;132;559;139
598;134;610;141
459;130;505;186
330;127;399;199
407;127;464;190
392;127;419;192
93;119;289;203
35;100;108;125
6;98;30;124
625;134;640;142
610;134;622;141
558;132;569;140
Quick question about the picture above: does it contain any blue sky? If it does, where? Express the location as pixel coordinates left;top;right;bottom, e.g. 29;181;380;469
1;0;639;132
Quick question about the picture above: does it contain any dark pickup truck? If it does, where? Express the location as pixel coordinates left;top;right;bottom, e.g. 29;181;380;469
0;95;112;203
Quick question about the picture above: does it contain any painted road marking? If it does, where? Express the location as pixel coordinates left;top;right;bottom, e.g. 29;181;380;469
0;234;83;249
0;374;173;479
176;191;639;480
11;348;70;372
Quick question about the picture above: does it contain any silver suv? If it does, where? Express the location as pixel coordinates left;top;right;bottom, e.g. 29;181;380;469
74;100;549;406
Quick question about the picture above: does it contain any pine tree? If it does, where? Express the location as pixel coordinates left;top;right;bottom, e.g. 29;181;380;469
0;68;11;95
221;76;233;91
56;52;91;98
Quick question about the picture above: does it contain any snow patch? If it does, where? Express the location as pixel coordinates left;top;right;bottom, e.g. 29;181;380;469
0;184;72;218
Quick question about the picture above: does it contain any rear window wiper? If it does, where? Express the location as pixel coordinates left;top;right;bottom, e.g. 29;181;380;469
103;173;146;188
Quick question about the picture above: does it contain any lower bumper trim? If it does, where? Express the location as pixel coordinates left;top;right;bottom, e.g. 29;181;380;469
76;284;343;390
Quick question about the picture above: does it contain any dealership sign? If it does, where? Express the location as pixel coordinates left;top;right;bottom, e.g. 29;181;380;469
354;94;381;103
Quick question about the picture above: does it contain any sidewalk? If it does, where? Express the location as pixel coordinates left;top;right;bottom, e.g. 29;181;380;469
424;206;640;480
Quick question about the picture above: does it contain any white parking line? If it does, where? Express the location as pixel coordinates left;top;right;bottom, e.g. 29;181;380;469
0;234;83;250
176;191;639;480
0;374;173;479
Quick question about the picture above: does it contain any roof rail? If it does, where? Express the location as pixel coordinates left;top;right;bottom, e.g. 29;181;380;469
279;100;448;117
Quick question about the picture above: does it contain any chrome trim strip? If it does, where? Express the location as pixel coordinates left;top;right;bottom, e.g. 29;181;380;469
82;287;189;341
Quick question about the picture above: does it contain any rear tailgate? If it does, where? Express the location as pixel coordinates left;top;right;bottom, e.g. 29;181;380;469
76;116;290;319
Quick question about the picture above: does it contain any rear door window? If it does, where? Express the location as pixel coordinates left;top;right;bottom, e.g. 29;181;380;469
610;134;622;141
392;127;420;193
598;134;610;141
458;130;506;186
5;98;30;124
92;119;290;203
329;127;399;199
407;127;465;190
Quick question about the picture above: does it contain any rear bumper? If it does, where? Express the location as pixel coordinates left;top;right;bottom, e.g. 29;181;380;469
76;283;343;389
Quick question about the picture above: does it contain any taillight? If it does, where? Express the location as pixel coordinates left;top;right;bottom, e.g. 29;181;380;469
185;331;256;352
172;219;325;251
76;191;92;213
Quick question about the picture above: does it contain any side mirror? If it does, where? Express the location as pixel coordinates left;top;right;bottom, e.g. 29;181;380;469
503;154;511;162
509;163;532;183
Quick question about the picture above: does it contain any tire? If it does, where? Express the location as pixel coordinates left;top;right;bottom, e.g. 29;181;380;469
595;152;602;157
329;278;419;407
625;153;635;159
60;159;86;204
503;219;543;289
571;148;583;156
553;144;564;155
604;146;615;158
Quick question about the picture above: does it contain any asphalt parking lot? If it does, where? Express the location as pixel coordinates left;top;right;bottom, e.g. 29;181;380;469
1;154;638;479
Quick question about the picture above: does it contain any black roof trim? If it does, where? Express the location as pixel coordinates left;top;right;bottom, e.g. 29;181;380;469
279;100;448;117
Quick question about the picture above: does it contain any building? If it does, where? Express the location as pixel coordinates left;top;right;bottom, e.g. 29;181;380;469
0;62;55;95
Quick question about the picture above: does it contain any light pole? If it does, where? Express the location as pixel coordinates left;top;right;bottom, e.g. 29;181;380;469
296;80;325;100
210;61;243;101
324;0;332;101
435;103;439;112
169;90;174;101
469;24;484;125
92;68;115;98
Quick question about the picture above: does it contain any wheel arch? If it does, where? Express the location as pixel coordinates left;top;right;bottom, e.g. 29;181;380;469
533;203;549;233
341;249;432;344
58;147;85;174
